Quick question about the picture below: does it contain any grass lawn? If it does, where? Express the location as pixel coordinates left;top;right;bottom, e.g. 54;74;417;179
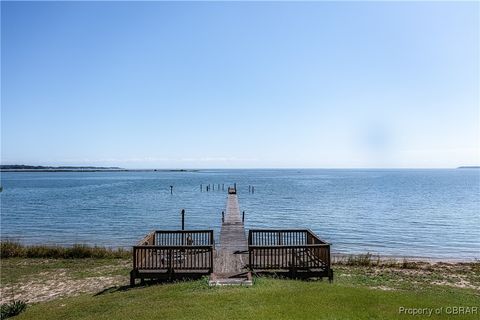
12;277;480;320
1;257;479;319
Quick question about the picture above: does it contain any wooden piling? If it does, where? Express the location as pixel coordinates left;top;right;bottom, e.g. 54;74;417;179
181;209;185;231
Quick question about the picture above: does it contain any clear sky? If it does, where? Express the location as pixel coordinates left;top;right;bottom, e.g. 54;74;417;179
1;1;479;169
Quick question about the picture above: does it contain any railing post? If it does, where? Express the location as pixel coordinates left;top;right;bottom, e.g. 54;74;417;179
248;231;252;270
327;245;333;282
168;248;173;278
133;247;137;271
222;211;224;223
131;248;137;286
249;248;252;270
291;247;296;278
209;246;214;273
242;211;245;224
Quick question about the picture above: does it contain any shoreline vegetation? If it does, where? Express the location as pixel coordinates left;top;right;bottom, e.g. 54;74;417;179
0;165;196;172
1;241;130;259
1;241;479;319
2;241;477;262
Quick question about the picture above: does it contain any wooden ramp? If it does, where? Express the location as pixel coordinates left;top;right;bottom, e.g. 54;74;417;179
210;189;252;286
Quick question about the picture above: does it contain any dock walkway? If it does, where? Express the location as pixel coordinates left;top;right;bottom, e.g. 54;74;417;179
211;189;251;285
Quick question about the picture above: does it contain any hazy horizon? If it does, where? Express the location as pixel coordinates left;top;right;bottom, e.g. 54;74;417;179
2;2;479;169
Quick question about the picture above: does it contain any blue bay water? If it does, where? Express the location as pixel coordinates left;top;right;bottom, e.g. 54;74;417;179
1;169;479;260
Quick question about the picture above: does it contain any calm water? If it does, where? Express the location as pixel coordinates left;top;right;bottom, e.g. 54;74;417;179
1;169;479;260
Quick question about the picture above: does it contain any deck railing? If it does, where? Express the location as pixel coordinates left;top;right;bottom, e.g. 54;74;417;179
154;230;214;246
136;230;214;247
131;230;214;285
248;229;332;280
133;245;214;271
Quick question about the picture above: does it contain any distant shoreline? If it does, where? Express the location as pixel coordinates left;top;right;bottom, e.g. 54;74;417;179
0;165;197;173
0;169;197;172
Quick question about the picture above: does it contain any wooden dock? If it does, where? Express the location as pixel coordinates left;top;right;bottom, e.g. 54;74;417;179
130;185;332;286
210;188;252;285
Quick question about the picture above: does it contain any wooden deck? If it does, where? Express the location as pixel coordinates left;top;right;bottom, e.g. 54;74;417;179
211;190;251;285
131;186;332;286
130;230;214;285
248;229;333;281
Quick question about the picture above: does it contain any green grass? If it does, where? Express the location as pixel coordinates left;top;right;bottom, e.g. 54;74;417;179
13;278;480;320
2;255;479;319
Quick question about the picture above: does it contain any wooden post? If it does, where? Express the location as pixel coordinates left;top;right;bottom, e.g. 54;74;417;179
222;211;224;223
248;232;252;269
170;185;173;194
213;184;215;191
242;211;245;223
200;184;203;192
131;248;137;286
222;184;224;191
209;246;214;273
168;248;173;277
130;270;136;287
252;186;254;194
234;183;237;191
181;209;185;231
291;247;296;278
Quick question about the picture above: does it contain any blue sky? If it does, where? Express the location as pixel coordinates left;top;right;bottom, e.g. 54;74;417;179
1;1;479;168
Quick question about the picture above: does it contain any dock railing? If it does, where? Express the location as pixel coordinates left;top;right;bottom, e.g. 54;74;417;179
131;230;214;285
248;229;333;281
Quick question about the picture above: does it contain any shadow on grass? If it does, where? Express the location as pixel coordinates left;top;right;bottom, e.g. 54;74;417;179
94;285;132;296
94;276;208;296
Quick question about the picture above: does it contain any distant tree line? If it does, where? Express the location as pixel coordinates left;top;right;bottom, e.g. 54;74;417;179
0;165;122;170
